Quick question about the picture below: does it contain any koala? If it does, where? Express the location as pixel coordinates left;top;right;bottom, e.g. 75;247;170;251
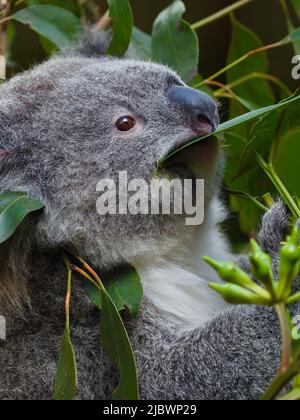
0;31;299;400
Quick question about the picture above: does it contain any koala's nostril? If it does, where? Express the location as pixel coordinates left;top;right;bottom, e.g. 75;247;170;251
196;115;213;134
167;86;218;133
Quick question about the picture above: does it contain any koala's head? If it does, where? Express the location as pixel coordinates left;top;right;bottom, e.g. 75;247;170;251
0;32;220;309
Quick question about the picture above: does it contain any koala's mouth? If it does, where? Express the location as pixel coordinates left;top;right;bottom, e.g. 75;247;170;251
160;136;218;172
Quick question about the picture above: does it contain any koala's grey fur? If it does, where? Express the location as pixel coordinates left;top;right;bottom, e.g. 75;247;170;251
0;32;299;400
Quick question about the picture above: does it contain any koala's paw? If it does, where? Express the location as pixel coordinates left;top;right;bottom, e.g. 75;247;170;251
258;201;291;256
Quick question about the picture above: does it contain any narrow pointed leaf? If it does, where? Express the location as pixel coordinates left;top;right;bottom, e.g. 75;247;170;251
54;262;77;401
100;289;139;400
53;328;77;401
232;90;300;179
272;127;300;197
292;0;300;20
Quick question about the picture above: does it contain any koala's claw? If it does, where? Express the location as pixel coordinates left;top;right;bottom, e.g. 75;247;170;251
258;201;291;256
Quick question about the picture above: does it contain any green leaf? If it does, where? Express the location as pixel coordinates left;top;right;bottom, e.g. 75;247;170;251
84;264;143;317
54;260;77;401
105;265;143;316
26;0;79;14
53;328;77;401
288;23;300;55
282;26;300;46
272;127;300;198
232;90;300;179
10;5;82;50
131;27;152;60
106;0;134;57
292;0;300;20
152;0;199;82
100;288;139;400
161;91;300;161
84;280;103;310
0;192;44;245
227;18;274;108
280;2;300;55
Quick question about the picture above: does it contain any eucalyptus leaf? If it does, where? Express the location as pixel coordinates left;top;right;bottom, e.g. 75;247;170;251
227;19;274;108
26;0;79;14
53;328;77;401
100;287;139;400
54;265;77;401
282;26;300;45
10;5;82;49
272;127;300;197
152;0;199;82
231;91;300;180
84;264;143;317
105;265;143;317
288;23;300;55
292;0;300;20
80;263;141;399
0;192;44;245
107;0;133;57
131;27;152;60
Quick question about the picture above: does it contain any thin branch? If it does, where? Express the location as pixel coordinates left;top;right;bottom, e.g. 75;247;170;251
276;303;292;374
200;41;283;87
63;257;73;330
211;72;292;97
71;265;100;290
0;16;9;26
191;0;256;31
262;348;300;400
287;292;300;305
93;10;112;33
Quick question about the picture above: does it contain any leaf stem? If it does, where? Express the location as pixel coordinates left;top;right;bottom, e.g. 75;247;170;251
0;16;10;27
76;256;104;289
287;292;300;305
275;303;292;374
199;41;283;86
262;348;300;400
93;10;112;32
63;256;72;331
191;0;255;31
210;72;292;97
71;265;101;291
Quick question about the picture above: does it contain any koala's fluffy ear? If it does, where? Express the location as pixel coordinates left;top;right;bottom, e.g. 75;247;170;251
68;29;135;59
69;30;112;58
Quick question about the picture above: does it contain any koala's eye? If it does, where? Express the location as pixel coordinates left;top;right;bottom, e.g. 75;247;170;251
115;116;136;132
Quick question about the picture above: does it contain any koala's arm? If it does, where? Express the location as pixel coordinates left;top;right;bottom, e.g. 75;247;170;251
135;203;299;400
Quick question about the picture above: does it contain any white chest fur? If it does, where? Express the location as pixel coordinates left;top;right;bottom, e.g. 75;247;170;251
133;199;234;330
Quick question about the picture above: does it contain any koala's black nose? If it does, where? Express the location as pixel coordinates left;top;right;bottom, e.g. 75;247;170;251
167;86;218;134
